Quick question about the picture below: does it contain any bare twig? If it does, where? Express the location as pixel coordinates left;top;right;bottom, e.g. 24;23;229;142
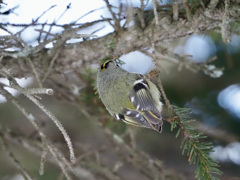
26;58;43;88
173;0;179;21
157;77;172;110
139;0;147;28
0;86;72;180
0;67;76;164
193;121;240;144
39;141;47;175
37;22;47;43
152;0;159;25
24;88;54;95
35;5;57;23
73;7;105;23
103;0;121;32
6;130;97;180
56;3;71;22
42;48;61;83
182;0;191;22
0;132;34;180
221;0;231;43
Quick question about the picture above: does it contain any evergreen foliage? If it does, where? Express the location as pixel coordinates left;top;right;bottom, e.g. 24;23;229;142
171;106;223;180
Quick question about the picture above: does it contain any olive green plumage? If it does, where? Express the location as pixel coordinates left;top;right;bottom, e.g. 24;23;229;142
97;60;163;132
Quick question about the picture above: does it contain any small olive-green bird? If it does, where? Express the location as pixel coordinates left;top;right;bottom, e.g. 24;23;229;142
97;60;163;132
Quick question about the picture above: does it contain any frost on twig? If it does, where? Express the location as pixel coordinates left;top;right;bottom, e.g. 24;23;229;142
0;85;73;180
0;67;76;164
0;82;96;180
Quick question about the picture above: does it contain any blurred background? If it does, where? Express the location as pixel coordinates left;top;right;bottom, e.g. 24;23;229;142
0;0;240;179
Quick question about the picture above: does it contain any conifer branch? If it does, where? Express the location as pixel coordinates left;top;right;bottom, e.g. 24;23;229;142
170;106;223;180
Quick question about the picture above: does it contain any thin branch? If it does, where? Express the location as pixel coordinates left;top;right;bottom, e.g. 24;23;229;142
34;5;57;23
37;21;47;43
152;0;159;25
0;67;76;164
24;88;54;95
193;121;240;144
182;0;191;22
103;0;121;32
0;132;34;180
26;58;43;88
39;141;47;175
173;0;179;21
0;86;72;180
157;76;172;110
221;0;231;43
73;7;105;24
42;48;61;83
139;0;146;28
26;92;76;164
55;3;71;23
4;130;97;180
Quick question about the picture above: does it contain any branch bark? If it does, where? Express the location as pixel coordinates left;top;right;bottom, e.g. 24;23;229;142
1;2;239;78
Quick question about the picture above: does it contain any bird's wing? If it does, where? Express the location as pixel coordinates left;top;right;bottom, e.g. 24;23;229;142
129;77;162;120
130;78;155;110
114;109;162;132
115;76;162;132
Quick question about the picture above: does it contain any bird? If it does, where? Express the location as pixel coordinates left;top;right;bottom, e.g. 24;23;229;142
97;60;163;133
